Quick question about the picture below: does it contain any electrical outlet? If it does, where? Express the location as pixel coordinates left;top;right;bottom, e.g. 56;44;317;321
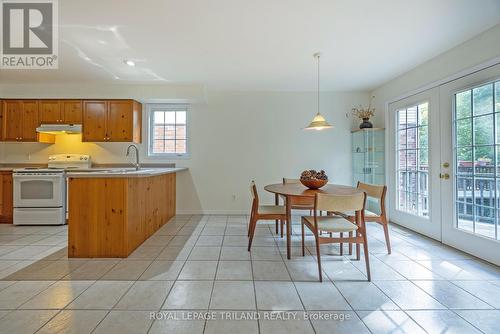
232;194;236;201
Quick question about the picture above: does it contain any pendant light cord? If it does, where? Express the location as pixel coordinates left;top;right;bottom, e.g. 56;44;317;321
317;53;320;115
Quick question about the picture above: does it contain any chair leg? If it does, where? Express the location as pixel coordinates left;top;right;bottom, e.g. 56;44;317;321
280;220;284;238
356;231;360;261
275;220;279;235
348;231;353;255
382;219;392;254
247;216;257;251
247;212;254;237
314;232;323;282
362;232;371;281
340;232;344;256
301;220;305;257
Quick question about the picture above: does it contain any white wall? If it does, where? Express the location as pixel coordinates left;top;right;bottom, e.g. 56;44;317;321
370;23;500;126
0;85;368;214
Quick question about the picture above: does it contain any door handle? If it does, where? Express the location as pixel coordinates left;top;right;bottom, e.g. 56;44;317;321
439;173;450;180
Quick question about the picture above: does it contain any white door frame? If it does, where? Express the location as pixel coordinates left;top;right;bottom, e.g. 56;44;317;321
387;88;441;240
439;63;500;266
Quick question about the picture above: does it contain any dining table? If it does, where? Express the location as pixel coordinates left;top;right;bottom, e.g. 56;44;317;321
264;183;363;259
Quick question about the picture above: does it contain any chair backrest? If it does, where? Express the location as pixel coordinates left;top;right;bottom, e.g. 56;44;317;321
250;181;259;207
283;178;301;184
357;182;387;215
315;192;366;213
357;182;386;199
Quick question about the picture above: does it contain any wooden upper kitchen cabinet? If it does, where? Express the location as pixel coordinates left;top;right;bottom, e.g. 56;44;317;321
82;99;141;143
0;171;13;224
62;100;83;124
1;100;22;141
40;100;83;124
1;100;38;142
82;100;107;142
21;100;40;141
39;100;61;124
0;100;53;143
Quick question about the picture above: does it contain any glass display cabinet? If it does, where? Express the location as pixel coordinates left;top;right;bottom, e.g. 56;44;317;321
352;128;385;187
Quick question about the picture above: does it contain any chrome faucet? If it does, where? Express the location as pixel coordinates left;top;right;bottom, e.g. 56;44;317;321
126;144;140;171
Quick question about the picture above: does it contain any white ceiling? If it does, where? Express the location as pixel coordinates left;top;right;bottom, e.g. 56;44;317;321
1;0;500;91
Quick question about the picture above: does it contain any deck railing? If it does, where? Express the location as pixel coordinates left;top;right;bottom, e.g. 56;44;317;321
400;165;497;224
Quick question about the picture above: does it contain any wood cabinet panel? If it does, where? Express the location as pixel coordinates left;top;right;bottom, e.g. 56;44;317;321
62;100;82;124
107;100;134;141
0;172;13;224
21;100;39;142
82;101;107;142
133;100;142;143
82;99;141;143
68;178;126;257
39;100;61;124
68;173;176;258
2;100;22;141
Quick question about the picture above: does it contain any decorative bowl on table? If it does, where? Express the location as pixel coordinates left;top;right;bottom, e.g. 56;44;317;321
300;170;328;189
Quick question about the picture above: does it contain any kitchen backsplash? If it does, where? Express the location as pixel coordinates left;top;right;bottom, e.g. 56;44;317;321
0;133;174;164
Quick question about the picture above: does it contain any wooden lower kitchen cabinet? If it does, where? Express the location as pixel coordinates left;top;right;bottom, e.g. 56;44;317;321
67;172;176;258
0;171;13;224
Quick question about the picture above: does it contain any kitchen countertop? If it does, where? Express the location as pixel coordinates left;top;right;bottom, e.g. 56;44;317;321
0;163;178;172
66;167;188;178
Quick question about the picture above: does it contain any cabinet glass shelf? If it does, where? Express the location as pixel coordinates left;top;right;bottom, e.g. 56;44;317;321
352;128;385;186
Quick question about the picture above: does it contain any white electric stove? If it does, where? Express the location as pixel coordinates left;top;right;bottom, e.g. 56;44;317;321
13;154;92;225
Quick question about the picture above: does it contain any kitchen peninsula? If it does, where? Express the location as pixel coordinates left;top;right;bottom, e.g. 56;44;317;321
67;167;187;258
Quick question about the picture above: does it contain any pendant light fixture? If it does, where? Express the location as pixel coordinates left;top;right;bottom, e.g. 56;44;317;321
304;52;333;130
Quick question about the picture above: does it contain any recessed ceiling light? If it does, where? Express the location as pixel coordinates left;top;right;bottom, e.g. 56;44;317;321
124;59;135;67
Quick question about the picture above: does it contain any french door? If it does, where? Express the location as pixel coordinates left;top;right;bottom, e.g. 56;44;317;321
388;63;500;265
388;89;442;240
440;64;500;265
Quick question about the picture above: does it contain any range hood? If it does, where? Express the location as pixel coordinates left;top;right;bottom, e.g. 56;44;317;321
36;124;82;135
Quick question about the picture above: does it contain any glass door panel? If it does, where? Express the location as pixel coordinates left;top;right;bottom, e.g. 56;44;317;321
388;88;441;239
440;63;500;266
396;102;429;217
453;81;499;240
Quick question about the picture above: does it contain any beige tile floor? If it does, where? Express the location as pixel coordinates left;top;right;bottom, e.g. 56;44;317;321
0;215;499;333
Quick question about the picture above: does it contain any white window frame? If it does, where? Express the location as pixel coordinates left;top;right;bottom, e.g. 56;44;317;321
147;103;190;158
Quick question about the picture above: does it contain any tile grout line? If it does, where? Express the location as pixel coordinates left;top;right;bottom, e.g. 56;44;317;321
203;215;228;334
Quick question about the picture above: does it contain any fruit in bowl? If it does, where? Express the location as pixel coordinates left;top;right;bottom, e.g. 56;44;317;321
300;170;328;189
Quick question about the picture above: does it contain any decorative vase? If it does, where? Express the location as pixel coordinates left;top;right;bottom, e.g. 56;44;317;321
359;118;373;129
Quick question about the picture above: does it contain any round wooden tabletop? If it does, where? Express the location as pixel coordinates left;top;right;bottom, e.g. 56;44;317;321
264;183;362;197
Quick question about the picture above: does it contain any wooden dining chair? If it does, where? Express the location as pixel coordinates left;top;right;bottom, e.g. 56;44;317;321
274;178;315;237
248;181;287;251
301;192;370;282
343;182;390;254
